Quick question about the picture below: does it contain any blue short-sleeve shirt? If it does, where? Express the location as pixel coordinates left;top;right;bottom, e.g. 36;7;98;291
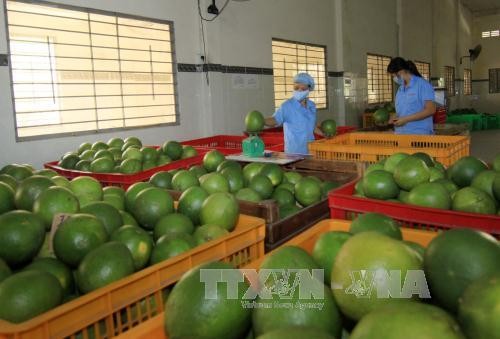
273;98;317;155
395;75;435;135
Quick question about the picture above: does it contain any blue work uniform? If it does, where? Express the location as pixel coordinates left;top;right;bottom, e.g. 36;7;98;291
273;98;317;155
395;75;435;135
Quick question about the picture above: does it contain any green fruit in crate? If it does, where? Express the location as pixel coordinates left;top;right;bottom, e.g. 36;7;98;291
350;213;402;239
194;224;229;245
119;210;139;227
125;182;153;212
217;160;241;173
277;182;294;194
154;213;194;241
111;225;153;270
78;142;92;154
103;186;125;198
90;157;114;173
307;175;322;184
350;301;465;339
259;164;283;186
321;181;340;198
249;174;274;199
142;161;157;171
15;175;54;211
121;141;138;152
94;150;114;161
220;167;245;193
34;169;57;178
120;158;142;174
494;175;500;201
243;162;266;185
493;154;500;172
172;170;199;192
332;232;423;320
235;188;262;202
320;119;337;137
362;170;400;200
108;147;122;161
433;178;458;195
149;171;173;189
429;167;445;182
162;141;183;160
447;156;488;187
189;165;208;178
0;174;18;190
407;182;451;210
165;262;251;339
33;186;79;229
354;180;364;195
257;328;336;339
122;147;143;162
424;228;500;313
245;110;265;133
404;240;425;259
150;235;193;264
91;141;108;151
452;187;496;214
53;214;108;267
124;137;142;148
260;245;319;271
103;194;125;211
365;162;385;174
199;173;230;194
157;154;172;166
0;258;11;283
0;182;15;214
80;149;96;161
312;231;351;284
75;160;91;172
413;152;435;167
81;201;123;235
458;273;500;339
59;154;80;170
271;188;295;207
203;150;226;172
24;257;75;296
76;242;135;294
132;187;174;230
69;176;102;208
279;204;301;219
373;108;390;126
177;186;209;226
393;156;430;191
107;137;124;149
383;153;409;173
295;177;322;206
0;270;63;323
199;192;239;231
283;171;302;185
471;170;497;198
0;210;45;267
181;145;198;159
141;147;158;162
51;176;70;188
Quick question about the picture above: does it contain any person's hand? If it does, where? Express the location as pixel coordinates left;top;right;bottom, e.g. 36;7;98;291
392;117;408;127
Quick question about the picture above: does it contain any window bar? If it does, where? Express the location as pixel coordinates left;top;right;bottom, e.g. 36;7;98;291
87;12;98;127
149;45;155;100
116;16;126;126
46;36;56;105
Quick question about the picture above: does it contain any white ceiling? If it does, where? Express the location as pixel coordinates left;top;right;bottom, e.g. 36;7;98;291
461;0;500;16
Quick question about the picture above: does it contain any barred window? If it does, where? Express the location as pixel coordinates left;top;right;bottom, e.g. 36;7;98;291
414;61;431;81
482;30;499;38
367;54;392;104
489;68;500;94
6;0;178;140
444;66;455;97
464;68;472;95
272;39;327;110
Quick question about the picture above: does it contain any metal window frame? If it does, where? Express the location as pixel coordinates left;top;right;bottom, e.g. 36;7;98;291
444;66;455;97
271;37;329;111
4;0;180;142
463;68;472;96
489;68;500;94
414;60;431;81
366;53;393;104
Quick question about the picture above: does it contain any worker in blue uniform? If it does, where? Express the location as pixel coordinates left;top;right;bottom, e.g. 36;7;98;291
265;73;322;154
387;57;436;135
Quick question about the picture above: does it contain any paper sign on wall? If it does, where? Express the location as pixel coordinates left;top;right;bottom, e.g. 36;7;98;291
231;74;259;89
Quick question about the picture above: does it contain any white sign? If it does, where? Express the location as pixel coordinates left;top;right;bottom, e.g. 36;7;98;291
231;74;260;89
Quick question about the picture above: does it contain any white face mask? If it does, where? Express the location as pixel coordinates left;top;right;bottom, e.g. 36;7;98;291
393;75;403;85
293;90;310;102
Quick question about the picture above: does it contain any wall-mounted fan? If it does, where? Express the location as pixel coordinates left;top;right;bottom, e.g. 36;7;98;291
460;45;482;64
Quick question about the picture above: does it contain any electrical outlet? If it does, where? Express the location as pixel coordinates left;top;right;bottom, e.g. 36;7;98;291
0;54;8;66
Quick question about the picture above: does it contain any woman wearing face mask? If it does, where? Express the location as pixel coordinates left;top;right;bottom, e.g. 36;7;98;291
387;57;436;135
264;73;322;154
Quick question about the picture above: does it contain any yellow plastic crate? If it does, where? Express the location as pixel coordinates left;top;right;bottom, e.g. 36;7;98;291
0;214;265;339
308;132;470;166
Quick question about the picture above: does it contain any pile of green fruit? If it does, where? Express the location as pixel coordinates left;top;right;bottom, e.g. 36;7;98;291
356;152;500;215
155;150;341;220
57;136;199;174
0;162;241;323
164;212;500;339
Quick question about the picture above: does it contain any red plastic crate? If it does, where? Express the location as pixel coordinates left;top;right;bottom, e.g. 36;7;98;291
328;180;499;235
44;148;223;190
434;107;447;124
249;126;357;140
182;135;284;152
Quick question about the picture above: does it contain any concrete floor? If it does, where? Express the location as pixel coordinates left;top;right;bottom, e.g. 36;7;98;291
470;130;500;164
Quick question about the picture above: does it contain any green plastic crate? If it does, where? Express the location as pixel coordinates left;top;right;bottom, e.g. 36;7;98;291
483;114;499;129
446;114;483;131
